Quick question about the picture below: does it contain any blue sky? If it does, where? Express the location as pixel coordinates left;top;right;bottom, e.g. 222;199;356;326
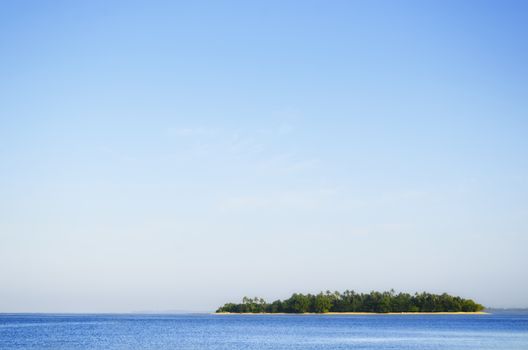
1;1;527;312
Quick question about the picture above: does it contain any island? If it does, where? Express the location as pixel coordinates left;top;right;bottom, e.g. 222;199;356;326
216;290;485;314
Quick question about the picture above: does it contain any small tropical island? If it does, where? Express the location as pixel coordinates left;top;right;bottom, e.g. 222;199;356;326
216;290;485;314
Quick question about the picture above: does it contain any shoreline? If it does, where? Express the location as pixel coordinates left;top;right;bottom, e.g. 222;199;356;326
214;311;489;315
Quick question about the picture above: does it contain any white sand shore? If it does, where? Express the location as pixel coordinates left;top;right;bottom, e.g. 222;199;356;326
214;311;489;315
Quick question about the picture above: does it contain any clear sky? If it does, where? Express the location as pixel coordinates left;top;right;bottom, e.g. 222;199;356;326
1;0;527;312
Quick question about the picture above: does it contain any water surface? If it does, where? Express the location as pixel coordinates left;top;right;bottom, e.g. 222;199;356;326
1;313;527;349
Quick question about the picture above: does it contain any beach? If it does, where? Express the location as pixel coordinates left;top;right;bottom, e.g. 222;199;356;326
215;311;489;315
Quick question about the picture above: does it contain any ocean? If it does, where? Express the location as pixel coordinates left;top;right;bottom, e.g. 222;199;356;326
1;313;527;349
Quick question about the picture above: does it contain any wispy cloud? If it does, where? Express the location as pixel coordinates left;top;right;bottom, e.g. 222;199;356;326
164;123;319;175
167;127;218;137
277;123;294;136
256;153;320;173
218;188;338;212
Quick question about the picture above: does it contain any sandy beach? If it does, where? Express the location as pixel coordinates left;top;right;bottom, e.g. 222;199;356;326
215;312;489;315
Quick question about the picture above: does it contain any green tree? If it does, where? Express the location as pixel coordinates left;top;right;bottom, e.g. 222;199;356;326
313;293;333;313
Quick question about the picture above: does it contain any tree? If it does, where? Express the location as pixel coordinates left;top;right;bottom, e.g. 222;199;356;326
284;293;311;313
216;290;485;314
313;293;333;313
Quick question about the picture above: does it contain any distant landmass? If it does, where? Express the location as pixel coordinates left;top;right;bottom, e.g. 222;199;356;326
485;308;528;314
216;290;485;313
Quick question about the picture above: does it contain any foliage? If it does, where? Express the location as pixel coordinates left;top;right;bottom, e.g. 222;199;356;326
215;290;485;313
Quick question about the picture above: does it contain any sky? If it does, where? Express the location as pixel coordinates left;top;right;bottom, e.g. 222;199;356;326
0;0;527;312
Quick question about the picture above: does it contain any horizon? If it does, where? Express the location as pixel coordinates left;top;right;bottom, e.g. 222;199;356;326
0;288;499;314
1;0;527;313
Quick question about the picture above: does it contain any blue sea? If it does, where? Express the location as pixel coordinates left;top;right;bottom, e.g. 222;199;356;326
1;313;527;349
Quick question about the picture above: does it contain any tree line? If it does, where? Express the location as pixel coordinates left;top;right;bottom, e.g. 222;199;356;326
216;290;485;313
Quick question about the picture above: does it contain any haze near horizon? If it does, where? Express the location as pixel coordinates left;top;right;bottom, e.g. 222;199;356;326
1;0;527;312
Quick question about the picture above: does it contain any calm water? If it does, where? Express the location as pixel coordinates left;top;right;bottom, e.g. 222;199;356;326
1;313;527;349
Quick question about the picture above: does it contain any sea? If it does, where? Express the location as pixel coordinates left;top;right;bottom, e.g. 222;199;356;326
1;313;527;349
